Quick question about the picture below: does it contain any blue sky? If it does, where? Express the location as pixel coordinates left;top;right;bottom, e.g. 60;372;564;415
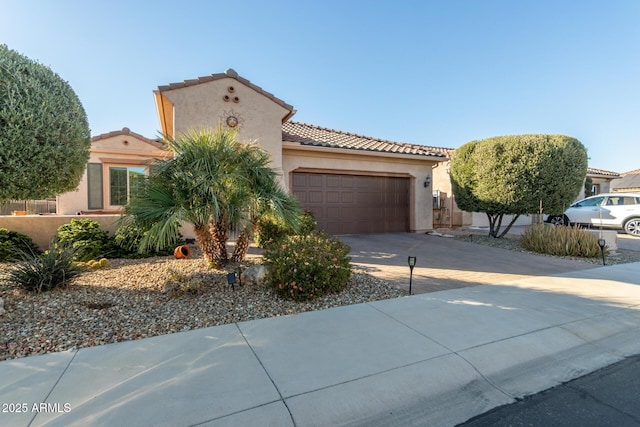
2;0;638;173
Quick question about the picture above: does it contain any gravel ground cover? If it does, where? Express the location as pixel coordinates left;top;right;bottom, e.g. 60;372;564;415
3;230;639;362
0;247;406;361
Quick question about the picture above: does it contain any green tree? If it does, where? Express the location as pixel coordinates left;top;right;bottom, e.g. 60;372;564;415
125;127;302;267
0;45;90;201
450;134;588;238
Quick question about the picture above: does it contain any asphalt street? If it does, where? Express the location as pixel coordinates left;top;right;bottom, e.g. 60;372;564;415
459;353;640;426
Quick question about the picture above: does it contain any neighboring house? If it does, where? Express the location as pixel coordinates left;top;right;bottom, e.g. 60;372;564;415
581;167;620;197
58;69;449;235
611;169;640;193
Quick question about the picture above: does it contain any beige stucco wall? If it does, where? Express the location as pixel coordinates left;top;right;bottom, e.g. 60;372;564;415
431;162;472;227
282;144;441;233
0;215;121;250
57;134;168;215
159;78;290;173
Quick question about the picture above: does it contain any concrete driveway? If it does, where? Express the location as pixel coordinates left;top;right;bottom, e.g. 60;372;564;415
340;233;598;294
618;232;640;251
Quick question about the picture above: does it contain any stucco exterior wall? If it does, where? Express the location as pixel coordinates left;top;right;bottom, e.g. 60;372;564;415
432;163;472;227
159;78;290;172
0;215;121;250
282;145;439;232
0;214;196;251
57;134;168;215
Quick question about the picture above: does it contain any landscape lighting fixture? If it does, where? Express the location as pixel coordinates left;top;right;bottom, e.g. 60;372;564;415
227;272;237;290
597;238;606;266
424;176;431;188
408;256;417;295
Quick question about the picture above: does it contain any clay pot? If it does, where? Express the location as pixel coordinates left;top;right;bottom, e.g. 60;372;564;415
174;245;190;259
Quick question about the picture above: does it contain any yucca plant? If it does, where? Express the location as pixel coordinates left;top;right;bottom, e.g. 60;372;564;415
521;223;607;258
4;243;84;292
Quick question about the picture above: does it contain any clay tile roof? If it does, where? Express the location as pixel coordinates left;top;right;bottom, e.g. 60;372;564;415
282;121;452;159
586;167;620;178
157;68;295;116
91;127;166;150
611;169;640;190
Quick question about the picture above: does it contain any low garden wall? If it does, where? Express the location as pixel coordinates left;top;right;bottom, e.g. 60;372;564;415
0;215;195;250
0;215;121;250
0;215;198;250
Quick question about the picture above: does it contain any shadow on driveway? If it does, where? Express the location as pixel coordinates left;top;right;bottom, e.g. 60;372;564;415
340;233;597;294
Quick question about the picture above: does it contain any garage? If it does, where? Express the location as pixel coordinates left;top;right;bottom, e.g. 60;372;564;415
292;172;410;235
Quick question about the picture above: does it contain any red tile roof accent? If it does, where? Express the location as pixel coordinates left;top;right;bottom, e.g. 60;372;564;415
282;121;452;159
587;167;620;177
91;127;166;150
156;68;295;116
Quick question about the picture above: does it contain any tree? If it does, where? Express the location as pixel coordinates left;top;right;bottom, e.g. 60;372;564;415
125;127;302;267
450;134;588;238
0;45;90;202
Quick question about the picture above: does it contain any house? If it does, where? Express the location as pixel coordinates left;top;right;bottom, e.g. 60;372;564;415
582;167;620;196
430;156;620;228
57;69;449;235
611;169;640;193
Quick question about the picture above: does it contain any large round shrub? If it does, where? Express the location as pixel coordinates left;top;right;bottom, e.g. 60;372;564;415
263;231;351;301
0;44;90;201
0;228;40;261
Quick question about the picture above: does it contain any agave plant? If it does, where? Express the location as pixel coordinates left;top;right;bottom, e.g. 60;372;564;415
4;243;84;292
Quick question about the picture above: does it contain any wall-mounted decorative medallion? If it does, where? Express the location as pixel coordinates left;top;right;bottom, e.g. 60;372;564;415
221;110;243;129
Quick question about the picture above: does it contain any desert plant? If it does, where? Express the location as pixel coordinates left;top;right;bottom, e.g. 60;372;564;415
126;127;302;268
4;243;84;292
520;223;607;258
55;219;110;262
263;231;351;301
0;228;40;261
111;222;183;258
255;209;317;249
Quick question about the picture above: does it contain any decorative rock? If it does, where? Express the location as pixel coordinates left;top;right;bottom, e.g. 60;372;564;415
0;298;4;316
242;265;267;286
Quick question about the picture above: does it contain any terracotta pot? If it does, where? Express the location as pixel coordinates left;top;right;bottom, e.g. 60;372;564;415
174;245;190;259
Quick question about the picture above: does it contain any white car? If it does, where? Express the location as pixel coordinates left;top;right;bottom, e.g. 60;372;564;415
546;193;640;236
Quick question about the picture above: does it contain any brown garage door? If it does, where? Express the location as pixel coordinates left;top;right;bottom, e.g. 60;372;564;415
292;172;409;234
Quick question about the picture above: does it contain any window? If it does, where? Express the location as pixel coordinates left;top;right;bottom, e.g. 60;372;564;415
109;166;145;206
574;196;604;208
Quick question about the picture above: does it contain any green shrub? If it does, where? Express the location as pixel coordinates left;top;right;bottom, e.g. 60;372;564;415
263;231;351;301
299;209;317;235
111;223;183;258
4;243;84;292
520;223;607;258
0;228;40;261
255;209;317;248
55;219;110;262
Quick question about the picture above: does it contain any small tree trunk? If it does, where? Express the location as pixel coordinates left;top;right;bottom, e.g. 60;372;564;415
231;226;252;262
497;214;521;238
487;213;497;237
194;225;217;265
209;216;229;265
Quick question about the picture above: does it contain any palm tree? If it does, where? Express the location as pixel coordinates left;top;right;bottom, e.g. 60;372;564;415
125;126;301;267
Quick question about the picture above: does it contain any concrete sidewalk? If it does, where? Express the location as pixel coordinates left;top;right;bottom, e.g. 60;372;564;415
2;262;640;426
